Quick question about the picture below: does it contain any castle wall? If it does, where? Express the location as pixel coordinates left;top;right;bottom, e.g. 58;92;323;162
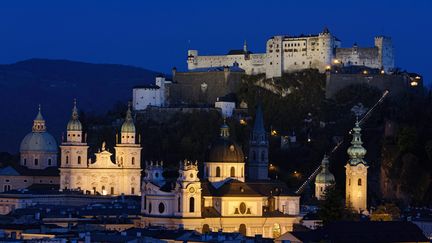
325;73;410;99
187;31;394;79
170;70;243;104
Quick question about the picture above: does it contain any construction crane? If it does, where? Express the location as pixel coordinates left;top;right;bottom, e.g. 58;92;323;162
295;90;389;195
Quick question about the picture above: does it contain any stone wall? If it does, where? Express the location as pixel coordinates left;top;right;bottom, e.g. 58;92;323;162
325;72;413;99
169;70;243;105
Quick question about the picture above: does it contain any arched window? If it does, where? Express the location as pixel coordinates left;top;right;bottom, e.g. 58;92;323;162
202;224;210;234
216;167;221;177
77;156;81;164
131;157;135;165
66;156;69;164
358;178;362;186
4;185;11;192
48;158;52;166
230;167;235;177
239;224;246;236
131;187;135;194
177;197;181;212
34;159;38;166
189;197;195;212
158;202;165;214
272;223;281;238
148;202;152;214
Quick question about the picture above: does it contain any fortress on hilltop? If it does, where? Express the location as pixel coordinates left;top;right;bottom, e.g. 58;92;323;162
187;27;394;78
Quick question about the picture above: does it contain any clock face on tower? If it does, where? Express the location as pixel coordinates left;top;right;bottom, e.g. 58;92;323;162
189;187;195;193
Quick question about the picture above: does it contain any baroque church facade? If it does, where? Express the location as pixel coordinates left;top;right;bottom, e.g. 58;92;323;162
59;102;141;196
140;105;300;238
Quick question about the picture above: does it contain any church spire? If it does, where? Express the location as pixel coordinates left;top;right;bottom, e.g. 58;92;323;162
243;40;248;53
32;104;46;132
120;102;136;144
347;119;367;165
67;99;82;132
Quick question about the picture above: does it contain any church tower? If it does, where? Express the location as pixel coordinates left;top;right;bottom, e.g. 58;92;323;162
175;160;202;218
59;100;89;190
315;155;335;200
345;120;368;213
114;104;142;169
248;104;269;180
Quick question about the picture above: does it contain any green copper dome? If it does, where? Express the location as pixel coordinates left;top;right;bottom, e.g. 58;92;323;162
347;120;367;165
316;155;335;184
67;100;82;131
121;105;136;133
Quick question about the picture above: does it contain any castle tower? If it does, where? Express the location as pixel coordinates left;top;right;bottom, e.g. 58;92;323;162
20;105;58;169
345;120;369;213
374;36;394;72
247;104;269;180
114;104;142;169
59;100;89;190
315;155;335;200
174;160;202;217
318;26;336;71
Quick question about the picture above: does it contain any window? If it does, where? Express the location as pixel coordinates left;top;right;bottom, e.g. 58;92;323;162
216;167;221;177
24;159;27;165
66;156;69;164
149;202;152;213
78;156;81;164
48;159;52;166
358;178;362;186
132;157;135;165
261;151;265;161
202;224;210;234
131;187;135;194
34;159;39;166
4;185;11;192
178;197;181;212
158;202;165;214
252;151;256;161
189;197;195;212
230;167;235;177
239;224;246;236
144;196;147;210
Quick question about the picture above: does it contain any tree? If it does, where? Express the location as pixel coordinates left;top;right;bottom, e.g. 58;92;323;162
317;186;358;225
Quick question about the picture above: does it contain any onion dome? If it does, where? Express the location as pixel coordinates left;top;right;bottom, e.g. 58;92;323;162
315;155;335;184
121;103;135;133
20;105;57;152
207;122;244;163
67;99;82;131
347;120;367;165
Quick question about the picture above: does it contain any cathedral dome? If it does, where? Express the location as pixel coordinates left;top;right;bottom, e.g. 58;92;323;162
20;132;58;153
20;106;57;153
207;123;244;163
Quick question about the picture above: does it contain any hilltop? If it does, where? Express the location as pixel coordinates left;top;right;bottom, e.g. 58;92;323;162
0;58;160;153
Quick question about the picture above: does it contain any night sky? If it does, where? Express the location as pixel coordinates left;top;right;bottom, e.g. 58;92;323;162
0;0;431;83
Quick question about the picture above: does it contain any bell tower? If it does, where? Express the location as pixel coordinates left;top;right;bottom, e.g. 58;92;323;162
175;160;202;217
114;104;142;169
59;100;89;190
345;120;368;213
248;104;269;180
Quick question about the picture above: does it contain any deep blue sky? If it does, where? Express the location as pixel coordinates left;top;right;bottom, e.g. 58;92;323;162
0;0;431;83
